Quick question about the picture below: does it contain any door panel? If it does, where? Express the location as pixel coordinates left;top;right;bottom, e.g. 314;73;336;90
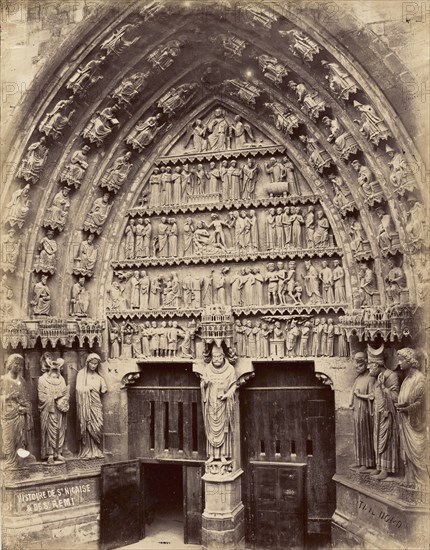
184;465;204;544
100;460;144;550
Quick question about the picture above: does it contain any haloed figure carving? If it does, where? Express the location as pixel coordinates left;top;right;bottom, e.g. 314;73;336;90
200;346;237;463
76;353;107;459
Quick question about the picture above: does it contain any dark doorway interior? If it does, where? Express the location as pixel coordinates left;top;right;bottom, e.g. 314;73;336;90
144;463;184;538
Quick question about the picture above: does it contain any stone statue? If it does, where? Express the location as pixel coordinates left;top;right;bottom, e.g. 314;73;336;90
38;354;69;464
74;234;98;277
180;320;198;359
66;55;105;96
124;220;136;259
242;159;258;199
43;187;71;231
129;271;140;309
299;135;333;173
60;146;91;189
35;230;57;274
109;323;121;359
265;102;300;135
368;352;399;480
225;78;261;107
185;119;207;152
302;260;322;303
358;264;377;307
304;206;315;248
140;271;150;310
39;97;75;140
376;208;396;254
290;206;304;248
83;193;112;234
1;354;32;468
349;352;375;471
70;277;90;317
147;39;183;70
81;106;119;146
329;174;352;210
385;259;407;305
100;23;139;55
258;54;288;85
126;114;164;152
17;137;49;183
206;108;230;151
1;228;21;273
319;261;334;303
386;145;415;193
321;60;358;100
148;167;161;207
157;82;198;115
5;185;31;228
349;219;367;256
230;115;254;148
351;160;382;203
0;274;14;319
76;353;107;459
31;275;51;316
313;210;330;248
281;29;320;61
322;116;359;159
353;101;391;145
405;201;426;243
289;81;326;121
111;71;147;105
333;260;346;302
100;152;133;192
396;348;429;487
200;346;237;463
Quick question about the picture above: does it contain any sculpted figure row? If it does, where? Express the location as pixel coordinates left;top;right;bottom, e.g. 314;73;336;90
1;353;106;468
350;348;428;488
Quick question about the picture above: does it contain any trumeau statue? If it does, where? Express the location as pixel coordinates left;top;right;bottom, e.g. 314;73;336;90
349;352;376;471
126;113;164;152
76;353;107;459
289;81;326;121
31;275;51;316
1;354;32;468
200;345;237;463
43;187;71;231
82;106;120;146
34;230;57;274
100;152;133;192
111;71;148;105
66;54;105;96
38;354;69;464
83;193;112;234
396;348;429;488
60;146;90;189
321;60;359;100
353;101;391;146
368;348;399;480
17;137;49;184
5;185;31;228
38;96;75;140
2;228;21;273
280;29;321;62
74;234;98;277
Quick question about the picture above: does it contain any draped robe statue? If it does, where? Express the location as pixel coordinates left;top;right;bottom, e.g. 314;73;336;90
200;346;237;463
76;353;107;459
38;355;69;464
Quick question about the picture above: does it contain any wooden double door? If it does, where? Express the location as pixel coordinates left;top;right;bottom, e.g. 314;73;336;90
100;459;204;550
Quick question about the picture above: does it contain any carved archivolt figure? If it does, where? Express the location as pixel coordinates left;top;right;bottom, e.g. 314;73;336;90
35;230;57;274
38;355;69;464
358;264;377;307
349;352;375;471
101;152;133;192
70;277;90;317
157;82;198;115
112;71;147;105
321;60;358;100
76;353;107;459
376;209;396;253
74;234;98;277
60;146;90;188
299;135;332;173
396;348;429;488
82;106;119;146
259;54;288;85
39;97;75;140
368;352;399;480
2;228;21;272
0;274;14;318
1;354;32;468
405;201;426;242
322;116;358;159
17;137;49;183
66;55;105;96
43;187;71;231
289;81;326;121
126;114;163;152
5;185;31;229
84;193;112;234
333;260;346;302
354;101;391;146
386;145;415;193
31;275;51;316
385;259;407;305
100;24;139;55
282;29;320;61
200;346;237;463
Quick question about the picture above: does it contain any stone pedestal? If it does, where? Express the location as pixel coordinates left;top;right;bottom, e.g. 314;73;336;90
332;474;429;549
201;466;245;550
